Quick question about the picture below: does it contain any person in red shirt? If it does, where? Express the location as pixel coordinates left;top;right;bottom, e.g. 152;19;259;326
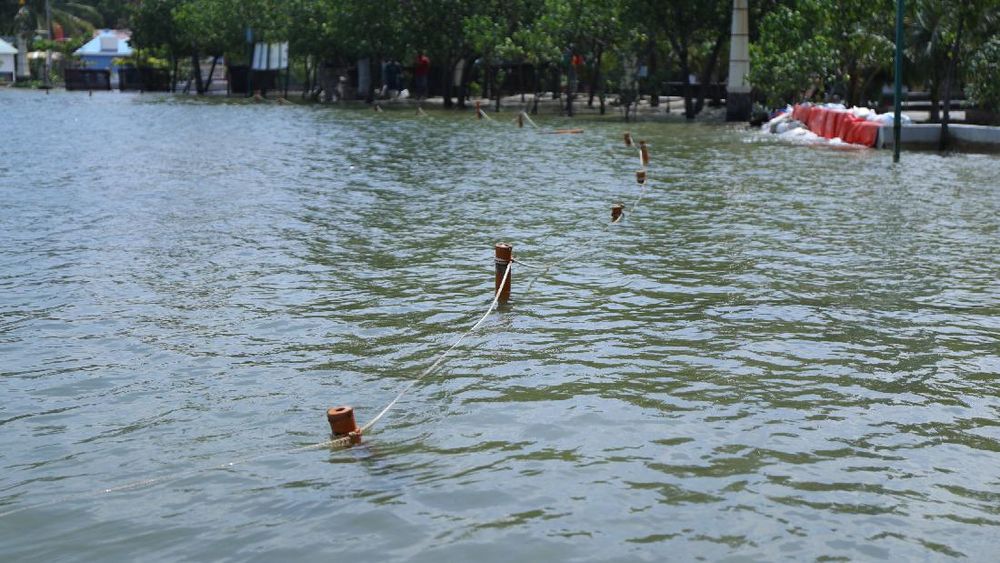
414;51;430;99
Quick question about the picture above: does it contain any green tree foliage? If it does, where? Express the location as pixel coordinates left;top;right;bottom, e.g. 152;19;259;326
6;0;104;37
966;35;1000;110
748;2;837;107
67;0;1000;115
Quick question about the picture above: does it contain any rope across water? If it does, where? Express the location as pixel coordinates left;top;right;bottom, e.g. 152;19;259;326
0;121;654;517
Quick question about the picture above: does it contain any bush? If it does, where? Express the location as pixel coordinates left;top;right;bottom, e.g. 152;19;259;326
967;36;1000;111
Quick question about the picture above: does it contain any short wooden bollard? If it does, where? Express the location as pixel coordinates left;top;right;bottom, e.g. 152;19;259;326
495;243;512;303
517;112;524;128
636;169;647;185
639;140;650;166
611;203;624;222
476;100;482;120
327;406;362;444
624;132;633;147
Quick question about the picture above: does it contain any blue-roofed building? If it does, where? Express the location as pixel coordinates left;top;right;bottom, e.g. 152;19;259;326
74;29;132;85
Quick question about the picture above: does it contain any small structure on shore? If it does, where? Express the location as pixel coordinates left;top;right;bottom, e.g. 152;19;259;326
73;30;132;87
0;38;16;82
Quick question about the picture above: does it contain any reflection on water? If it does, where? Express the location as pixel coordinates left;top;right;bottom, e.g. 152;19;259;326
1;89;999;561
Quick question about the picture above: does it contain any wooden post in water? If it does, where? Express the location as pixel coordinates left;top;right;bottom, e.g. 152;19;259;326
639;140;650;166
495;243;512;303
636;169;647;185
624;132;633;147
611;203;624;222
327;406;361;444
517;112;524;128
476;100;482;119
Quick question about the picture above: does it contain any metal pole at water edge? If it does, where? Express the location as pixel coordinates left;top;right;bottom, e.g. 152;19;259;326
893;0;904;163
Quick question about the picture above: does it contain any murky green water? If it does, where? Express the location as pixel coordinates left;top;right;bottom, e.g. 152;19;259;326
2;89;999;561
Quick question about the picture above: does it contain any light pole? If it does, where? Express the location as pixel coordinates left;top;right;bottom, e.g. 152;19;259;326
44;0;52;88
893;0;904;163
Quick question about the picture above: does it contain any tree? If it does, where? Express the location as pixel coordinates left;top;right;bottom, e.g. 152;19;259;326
966;35;1000;112
748;1;837;107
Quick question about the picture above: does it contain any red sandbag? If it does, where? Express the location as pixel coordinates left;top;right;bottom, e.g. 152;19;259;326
810;108;829;136
803;107;818;130
836;114;862;140
825;111;848;139
798;106;810;127
845;120;880;147
793;104;807;122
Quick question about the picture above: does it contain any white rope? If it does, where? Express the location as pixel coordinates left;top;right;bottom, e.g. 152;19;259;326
0;262;514;519
522;179;649;293
358;259;512;433
478;107;495;122
0;131;653;518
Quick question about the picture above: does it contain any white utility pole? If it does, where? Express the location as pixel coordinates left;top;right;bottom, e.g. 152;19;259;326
726;0;751;121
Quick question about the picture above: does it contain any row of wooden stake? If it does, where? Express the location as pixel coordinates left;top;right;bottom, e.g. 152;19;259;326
327;125;653;445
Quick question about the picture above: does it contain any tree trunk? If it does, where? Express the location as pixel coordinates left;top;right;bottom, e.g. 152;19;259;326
519;63;525;103
681;56;694;119
365;56;377;103
668;32;696;119
588;47;602;108
940;11;965;151
457;57;470;109
191;52;204;94
694;31;726;115
567;62;574;117
532;65;541;114
171;54;178;93
443;55;453;108
494;64;501;112
929;82;941;122
204;56;218;93
649;46;659;107
301;58;311;100
847;63;860;107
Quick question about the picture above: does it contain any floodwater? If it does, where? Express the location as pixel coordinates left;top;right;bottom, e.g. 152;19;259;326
2;88;999;561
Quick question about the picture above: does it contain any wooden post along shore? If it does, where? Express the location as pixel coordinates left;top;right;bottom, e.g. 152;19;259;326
494;243;512;303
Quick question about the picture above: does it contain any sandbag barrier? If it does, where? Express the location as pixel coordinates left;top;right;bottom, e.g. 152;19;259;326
789;104;881;147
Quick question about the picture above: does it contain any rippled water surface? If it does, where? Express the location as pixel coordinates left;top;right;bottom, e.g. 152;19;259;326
2;89;1000;561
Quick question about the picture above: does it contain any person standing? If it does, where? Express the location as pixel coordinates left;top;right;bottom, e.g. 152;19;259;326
414;51;430;100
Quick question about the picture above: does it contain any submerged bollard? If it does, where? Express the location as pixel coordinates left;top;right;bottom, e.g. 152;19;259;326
327;406;362;445
624;132;633;147
639;140;650;166
636;169;647;185
517;112;524;128
611;203;625;222
495;242;512;303
476;100;482;120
